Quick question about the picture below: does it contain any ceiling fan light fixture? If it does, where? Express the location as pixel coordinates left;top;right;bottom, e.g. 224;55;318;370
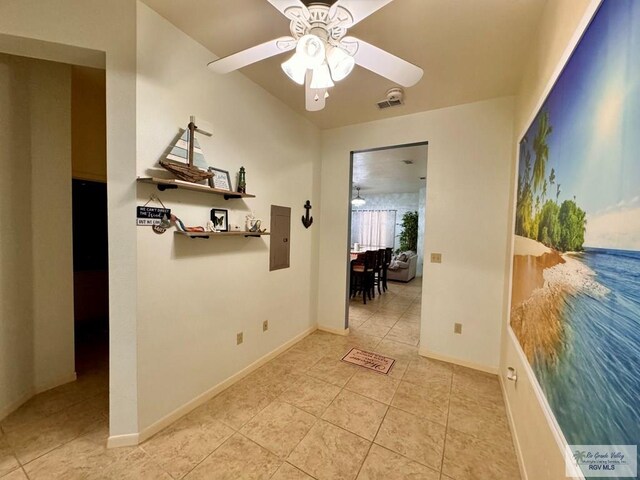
281;54;307;85
351;186;366;207
296;34;326;69
310;63;335;89
327;46;355;82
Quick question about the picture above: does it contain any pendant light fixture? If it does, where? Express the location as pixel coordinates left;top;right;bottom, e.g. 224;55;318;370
351;186;366;207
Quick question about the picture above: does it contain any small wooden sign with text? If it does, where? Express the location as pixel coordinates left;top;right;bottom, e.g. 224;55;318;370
136;206;171;226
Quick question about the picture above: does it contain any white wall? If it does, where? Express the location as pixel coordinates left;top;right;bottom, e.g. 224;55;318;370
319;97;514;371
0;54;75;418
135;4;321;432
0;54;34;419
500;1;597;479
0;0;139;438
29;59;75;392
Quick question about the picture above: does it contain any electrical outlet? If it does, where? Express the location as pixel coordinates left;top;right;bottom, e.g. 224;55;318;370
263;320;269;332
430;253;442;263
454;323;462;334
236;332;243;345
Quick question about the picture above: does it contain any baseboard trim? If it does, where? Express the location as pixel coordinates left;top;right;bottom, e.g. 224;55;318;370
418;348;498;375
1;372;78;422
0;390;34;422
317;325;350;336
108;325;317;448
106;432;139;449
35;372;77;394
499;375;529;480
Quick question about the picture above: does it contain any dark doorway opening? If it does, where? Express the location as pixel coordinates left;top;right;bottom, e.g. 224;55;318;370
72;179;109;376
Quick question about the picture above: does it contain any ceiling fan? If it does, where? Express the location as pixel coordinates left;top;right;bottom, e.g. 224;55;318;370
207;0;424;112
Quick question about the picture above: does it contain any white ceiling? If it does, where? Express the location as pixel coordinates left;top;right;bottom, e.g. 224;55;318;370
352;143;427;195
142;0;546;130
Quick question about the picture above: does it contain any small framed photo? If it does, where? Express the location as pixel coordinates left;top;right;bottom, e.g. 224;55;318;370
208;167;232;191
210;208;229;232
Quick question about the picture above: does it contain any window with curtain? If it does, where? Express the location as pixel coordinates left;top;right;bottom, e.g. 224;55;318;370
351;209;396;248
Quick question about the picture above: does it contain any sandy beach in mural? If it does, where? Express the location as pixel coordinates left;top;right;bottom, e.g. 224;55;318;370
510;236;609;365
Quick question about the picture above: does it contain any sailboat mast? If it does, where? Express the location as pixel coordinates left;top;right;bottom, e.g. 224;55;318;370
187;115;196;168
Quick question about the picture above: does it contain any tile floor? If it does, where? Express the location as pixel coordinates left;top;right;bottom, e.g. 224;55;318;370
0;279;521;480
348;278;423;347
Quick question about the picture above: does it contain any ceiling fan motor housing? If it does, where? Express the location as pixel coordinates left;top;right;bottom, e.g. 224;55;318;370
301;0;340;7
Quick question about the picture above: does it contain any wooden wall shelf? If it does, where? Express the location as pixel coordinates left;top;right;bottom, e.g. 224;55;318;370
175;231;270;239
137;177;255;200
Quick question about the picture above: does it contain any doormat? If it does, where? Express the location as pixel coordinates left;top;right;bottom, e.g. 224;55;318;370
341;348;396;375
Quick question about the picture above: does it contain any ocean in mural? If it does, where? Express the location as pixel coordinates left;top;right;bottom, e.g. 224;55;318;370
510;0;640;477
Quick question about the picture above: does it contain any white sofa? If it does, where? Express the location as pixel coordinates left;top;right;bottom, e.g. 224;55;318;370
387;251;417;282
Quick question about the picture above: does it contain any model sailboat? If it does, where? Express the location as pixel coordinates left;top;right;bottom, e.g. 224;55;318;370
160;116;213;183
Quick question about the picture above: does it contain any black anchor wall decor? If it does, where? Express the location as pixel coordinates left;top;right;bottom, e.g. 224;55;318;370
301;200;313;228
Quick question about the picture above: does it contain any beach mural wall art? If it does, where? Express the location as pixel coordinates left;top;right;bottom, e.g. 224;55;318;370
510;0;640;470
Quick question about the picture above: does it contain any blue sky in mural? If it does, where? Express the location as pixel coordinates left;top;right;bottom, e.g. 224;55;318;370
521;0;640;250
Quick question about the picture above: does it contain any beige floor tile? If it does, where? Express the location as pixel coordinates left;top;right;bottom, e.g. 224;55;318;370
271;463;314;480
240;401;316;458
306;358;358;388
185;433;281;479
366;312;402;327
391;381;450;426
357;444;440;480
375;339;419;362
385;324;420;346
402;358;453;388
205;382;277;430
1;468;28;480
346;332;383;352
452;367;502;402
271;462;315;480
3;396;107;465
270;348;326;374
447;394;511;442
397;313;421;325
0;432;19;478
344;369;400;405
288;420;370;480
348;316;368;328
23;427;133;480
352;322;392;339
100;447;173;480
441;428;521;480
321;390;387;441
374;408;445;471
279;376;341;416
141;408;234;479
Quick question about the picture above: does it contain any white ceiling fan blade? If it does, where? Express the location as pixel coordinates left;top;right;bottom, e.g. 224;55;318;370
266;0;306;17
305;71;326;112
207;36;296;74
343;36;423;87
333;0;394;26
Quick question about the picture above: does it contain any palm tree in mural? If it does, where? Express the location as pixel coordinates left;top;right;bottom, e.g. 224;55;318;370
573;450;587;464
532;110;553;193
556;183;561;202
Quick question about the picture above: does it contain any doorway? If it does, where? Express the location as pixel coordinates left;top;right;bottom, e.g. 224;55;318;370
71;65;109;382
0;56;109;465
346;142;428;349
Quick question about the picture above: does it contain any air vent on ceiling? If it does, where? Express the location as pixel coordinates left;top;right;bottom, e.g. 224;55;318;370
376;88;404;110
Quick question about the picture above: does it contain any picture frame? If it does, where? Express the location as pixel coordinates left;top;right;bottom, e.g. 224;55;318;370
208;167;232;191
210;208;229;232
